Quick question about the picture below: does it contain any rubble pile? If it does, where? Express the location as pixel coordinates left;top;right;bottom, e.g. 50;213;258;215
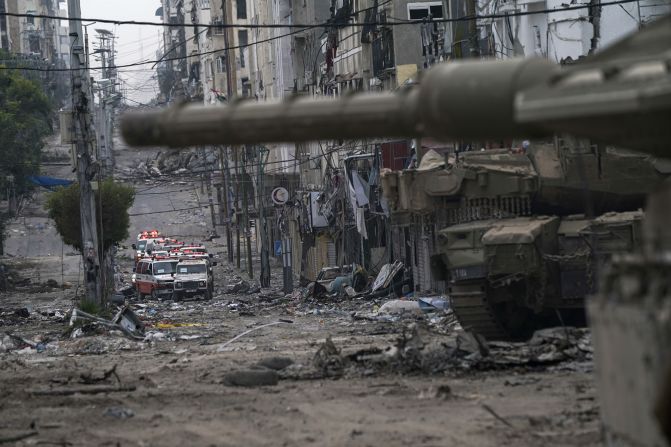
281;325;593;381
117;150;218;179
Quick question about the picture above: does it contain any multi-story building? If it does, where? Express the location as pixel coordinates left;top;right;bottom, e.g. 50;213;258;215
0;0;67;62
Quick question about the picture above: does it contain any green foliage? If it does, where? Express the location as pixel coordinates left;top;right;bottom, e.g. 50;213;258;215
0;64;53;195
46;180;135;253
78;299;103;316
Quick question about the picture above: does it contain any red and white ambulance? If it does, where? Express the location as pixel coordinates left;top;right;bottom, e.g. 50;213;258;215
134;256;178;300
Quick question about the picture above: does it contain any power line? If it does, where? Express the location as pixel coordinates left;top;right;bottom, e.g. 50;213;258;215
1;0;645;74
0;24;317;72
0;0;644;29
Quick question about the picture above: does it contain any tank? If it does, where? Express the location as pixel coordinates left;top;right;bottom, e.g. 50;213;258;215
120;15;671;445
379;144;662;338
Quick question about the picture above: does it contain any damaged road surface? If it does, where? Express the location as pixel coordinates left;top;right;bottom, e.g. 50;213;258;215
0;287;601;446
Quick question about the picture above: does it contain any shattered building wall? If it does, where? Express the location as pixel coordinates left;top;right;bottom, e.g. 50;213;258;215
483;0;671;63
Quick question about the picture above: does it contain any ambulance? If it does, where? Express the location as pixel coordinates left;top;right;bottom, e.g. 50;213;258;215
134;256;178;300
173;257;215;301
132;230;162;265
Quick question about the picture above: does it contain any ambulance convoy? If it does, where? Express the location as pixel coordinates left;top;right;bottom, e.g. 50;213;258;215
131;230;215;301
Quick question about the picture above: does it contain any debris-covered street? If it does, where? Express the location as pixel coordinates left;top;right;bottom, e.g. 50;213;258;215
0;138;601;446
0;287;600;446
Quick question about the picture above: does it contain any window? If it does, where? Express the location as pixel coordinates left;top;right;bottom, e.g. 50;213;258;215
178;264;207;274
216;55;226;73
238;30;248;68
211;19;225;35
236;0;247;19
407;2;443;20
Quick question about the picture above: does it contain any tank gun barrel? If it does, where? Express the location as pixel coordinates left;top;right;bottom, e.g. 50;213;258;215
122;89;424;147
122;58;557;147
122;15;671;155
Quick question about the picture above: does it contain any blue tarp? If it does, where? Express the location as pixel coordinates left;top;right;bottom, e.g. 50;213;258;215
28;175;74;190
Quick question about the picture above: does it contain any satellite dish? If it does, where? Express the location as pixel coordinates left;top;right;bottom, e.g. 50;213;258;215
271;187;289;205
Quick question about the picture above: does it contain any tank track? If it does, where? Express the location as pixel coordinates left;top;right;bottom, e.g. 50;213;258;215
450;281;509;340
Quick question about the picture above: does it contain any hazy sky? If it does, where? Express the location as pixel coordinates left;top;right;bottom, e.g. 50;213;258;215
78;0;163;104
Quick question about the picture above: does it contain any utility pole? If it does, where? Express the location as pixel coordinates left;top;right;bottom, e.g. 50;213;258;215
69;0;102;307
257;146;270;287
221;0;239;265
233;147;241;269
202;148;218;233
218;146;233;263
241;147;253;280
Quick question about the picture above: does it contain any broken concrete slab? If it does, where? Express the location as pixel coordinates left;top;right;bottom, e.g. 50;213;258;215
378;300;422;315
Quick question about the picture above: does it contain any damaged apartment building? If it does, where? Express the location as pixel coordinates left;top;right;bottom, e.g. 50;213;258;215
153;0;670;293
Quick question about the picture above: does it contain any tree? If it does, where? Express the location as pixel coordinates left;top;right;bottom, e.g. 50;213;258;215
0;63;54;255
0;64;53;197
46;179;135;253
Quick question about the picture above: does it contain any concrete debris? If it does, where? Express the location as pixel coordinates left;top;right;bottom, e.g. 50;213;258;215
456;331;490;357
378;299;422;315
118;149;216;179
313;336;345;378
418;384;452;400
290;325;594;380
225;280;250;294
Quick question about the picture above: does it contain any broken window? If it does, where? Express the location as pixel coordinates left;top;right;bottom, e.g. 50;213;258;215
407;2;443;20
238;30;248;68
216;55;226;73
